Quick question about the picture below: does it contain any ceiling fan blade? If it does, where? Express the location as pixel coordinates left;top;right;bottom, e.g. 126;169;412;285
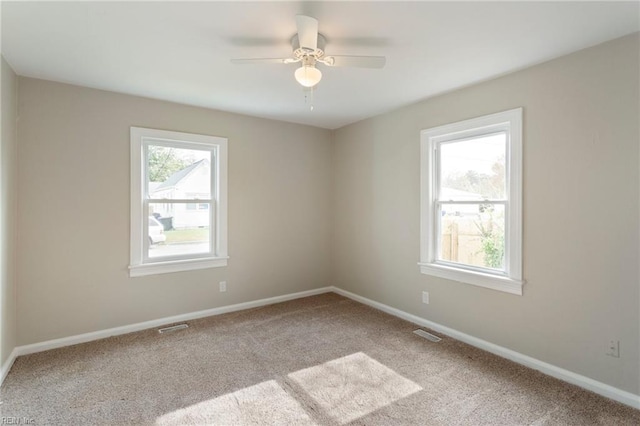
324;55;386;69
230;58;292;65
296;15;318;51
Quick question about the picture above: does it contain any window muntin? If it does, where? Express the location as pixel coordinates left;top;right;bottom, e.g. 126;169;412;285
130;127;228;277
420;109;522;295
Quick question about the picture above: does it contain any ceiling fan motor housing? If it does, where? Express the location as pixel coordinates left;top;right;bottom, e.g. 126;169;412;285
291;33;327;59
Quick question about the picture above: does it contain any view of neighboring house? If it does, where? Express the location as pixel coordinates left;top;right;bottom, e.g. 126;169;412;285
149;159;211;229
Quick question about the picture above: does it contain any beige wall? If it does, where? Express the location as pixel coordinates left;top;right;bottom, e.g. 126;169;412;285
332;34;640;394
16;78;332;345
1;56;18;367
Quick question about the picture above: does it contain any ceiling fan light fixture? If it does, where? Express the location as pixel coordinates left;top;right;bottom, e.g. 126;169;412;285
294;65;322;88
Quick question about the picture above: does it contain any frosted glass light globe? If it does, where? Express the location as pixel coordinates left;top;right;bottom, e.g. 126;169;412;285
294;65;322;88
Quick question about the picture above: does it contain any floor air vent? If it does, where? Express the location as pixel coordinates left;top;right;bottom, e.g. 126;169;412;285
413;329;441;342
158;324;189;334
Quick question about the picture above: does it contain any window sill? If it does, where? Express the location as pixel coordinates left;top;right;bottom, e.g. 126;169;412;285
129;256;229;277
418;262;523;295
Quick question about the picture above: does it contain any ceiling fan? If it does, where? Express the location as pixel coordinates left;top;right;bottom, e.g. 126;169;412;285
231;15;386;89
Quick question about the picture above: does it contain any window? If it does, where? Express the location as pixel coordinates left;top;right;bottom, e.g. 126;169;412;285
186;203;209;210
130;127;228;277
419;108;523;295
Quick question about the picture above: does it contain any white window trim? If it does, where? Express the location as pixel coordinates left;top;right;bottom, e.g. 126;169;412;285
129;127;228;277
419;108;524;295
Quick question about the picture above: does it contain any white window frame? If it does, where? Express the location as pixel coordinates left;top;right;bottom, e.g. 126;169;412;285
419;108;523;295
129;127;228;277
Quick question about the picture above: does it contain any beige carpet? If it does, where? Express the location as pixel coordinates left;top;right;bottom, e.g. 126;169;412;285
1;293;638;425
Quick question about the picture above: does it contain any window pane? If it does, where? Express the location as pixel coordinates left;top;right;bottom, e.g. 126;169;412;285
148;202;213;259
438;203;505;271
147;145;211;200
440;133;506;200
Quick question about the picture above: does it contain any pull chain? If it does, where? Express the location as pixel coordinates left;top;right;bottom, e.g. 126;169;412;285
304;87;315;111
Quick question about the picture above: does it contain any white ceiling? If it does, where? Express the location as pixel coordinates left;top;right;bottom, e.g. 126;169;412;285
2;1;638;129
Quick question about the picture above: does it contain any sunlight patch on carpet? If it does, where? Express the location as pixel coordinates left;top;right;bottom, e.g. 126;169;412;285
155;380;316;426
288;352;422;424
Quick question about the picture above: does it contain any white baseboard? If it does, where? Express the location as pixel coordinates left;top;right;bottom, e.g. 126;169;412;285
331;286;640;409
0;347;18;387
12;286;333;359
5;285;639;410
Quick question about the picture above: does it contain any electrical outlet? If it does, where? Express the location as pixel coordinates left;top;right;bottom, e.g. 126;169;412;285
606;340;620;358
219;281;227;292
422;291;429;304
